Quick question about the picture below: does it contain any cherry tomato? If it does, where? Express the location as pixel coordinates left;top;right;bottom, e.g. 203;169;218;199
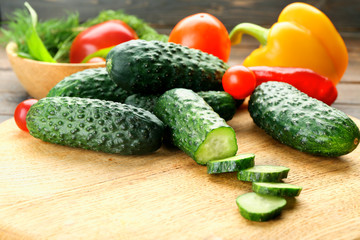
168;13;231;62
222;65;256;99
70;20;138;63
14;99;38;132
86;57;106;63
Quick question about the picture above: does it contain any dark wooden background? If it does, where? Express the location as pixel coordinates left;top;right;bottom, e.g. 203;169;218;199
1;0;360;31
0;0;360;123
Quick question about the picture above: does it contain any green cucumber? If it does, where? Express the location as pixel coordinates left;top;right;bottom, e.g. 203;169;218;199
238;165;290;182
26;97;164;155
124;93;161;113
207;153;255;174
248;81;360;157
236;192;287;222
47;68;130;102
153;88;238;165
106;40;229;93
252;182;302;197
197;91;237;121
125;91;237;121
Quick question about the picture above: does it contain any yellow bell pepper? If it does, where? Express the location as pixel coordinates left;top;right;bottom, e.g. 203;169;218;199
229;2;348;85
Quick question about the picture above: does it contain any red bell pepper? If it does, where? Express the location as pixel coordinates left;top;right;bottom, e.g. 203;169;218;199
249;66;338;105
69;20;138;63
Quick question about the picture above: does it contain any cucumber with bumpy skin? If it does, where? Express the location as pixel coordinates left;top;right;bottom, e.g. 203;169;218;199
154;88;238;165
124;93;160;113
207;153;255;174
125;91;237;121
252;182;302;197
26;97;164;155
47;68;130;102
106;40;228;94
236;192;287;222
197;91;237;121
238;165;290;182
248;81;360;157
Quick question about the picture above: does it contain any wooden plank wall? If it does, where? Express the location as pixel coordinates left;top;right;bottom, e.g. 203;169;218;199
1;0;360;31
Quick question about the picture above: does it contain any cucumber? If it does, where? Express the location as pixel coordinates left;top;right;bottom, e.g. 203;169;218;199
207;153;255;174
153;88;238;165
125;91;237;121
197;91;237;121
237;165;290;182
106;40;228;94
249;81;360;157
252;182;302;197
47;68;130;102
124;93;160;113
236;192;287;222
26;97;164;155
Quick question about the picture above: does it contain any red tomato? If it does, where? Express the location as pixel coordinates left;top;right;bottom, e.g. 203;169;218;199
14;99;38;132
86;57;106;63
168;13;231;62
222;65;256;99
70;20;138;63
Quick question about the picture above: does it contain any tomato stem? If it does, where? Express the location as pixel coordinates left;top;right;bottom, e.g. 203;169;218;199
81;46;113;63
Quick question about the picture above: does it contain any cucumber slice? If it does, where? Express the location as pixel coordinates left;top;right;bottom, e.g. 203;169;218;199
236;192;287;222
252;182;302;197
207;153;255;174
237;165;290;182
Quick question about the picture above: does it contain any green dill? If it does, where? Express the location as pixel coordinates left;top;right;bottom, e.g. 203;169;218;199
0;6;168;63
82;9;168;42
0;8;79;62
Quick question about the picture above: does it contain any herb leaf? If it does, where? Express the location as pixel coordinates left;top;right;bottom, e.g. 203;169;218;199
24;2;56;62
0;6;167;63
81;9;168;42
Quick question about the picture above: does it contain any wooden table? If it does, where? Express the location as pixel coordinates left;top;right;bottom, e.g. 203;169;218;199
0;29;360;239
1;32;360;123
0;106;358;240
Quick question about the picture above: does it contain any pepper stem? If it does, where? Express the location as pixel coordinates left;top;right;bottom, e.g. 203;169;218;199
229;23;269;46
81;46;113;63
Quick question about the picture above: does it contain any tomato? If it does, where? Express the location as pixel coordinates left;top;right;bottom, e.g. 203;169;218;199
222;65;256;99
168;13;231;62
14;99;38;132
70;20;138;63
86;57;106;63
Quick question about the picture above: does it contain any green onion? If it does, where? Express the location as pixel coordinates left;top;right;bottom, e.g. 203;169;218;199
24;2;56;62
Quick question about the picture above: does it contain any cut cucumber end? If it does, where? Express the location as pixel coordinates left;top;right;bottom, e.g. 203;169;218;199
253;182;303;197
195;127;238;165
236;192;287;222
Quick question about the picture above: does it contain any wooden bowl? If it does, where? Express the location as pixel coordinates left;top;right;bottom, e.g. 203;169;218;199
6;42;106;99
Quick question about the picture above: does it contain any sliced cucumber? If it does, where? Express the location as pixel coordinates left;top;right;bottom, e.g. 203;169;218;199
237;165;290;182
252;182;302;197
207;153;255;174
154;88;238;165
195;127;238;165
236;192;287;222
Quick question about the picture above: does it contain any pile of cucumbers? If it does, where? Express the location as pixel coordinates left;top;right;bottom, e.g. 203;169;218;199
30;40;360;159
26;39;360;222
28;40;239;162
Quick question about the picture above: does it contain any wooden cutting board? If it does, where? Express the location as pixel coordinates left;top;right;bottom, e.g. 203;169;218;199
0;105;359;240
